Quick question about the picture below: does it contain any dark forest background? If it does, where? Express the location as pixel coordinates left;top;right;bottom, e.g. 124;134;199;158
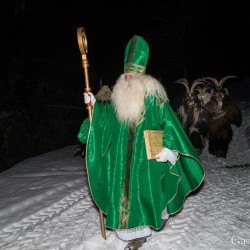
1;0;249;172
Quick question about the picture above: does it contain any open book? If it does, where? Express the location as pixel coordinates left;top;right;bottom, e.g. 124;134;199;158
144;130;163;160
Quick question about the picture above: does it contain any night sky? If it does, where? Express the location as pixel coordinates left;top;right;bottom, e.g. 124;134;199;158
1;0;250;91
1;0;250;171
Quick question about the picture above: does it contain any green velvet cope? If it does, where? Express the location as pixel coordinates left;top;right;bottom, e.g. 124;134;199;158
77;95;205;230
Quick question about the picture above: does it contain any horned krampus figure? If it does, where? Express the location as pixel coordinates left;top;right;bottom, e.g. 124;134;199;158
203;76;242;158
175;78;210;154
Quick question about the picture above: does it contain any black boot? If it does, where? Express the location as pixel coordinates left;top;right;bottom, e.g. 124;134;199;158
124;237;147;250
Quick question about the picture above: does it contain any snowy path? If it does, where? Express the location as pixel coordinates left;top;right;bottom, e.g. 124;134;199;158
0;101;249;250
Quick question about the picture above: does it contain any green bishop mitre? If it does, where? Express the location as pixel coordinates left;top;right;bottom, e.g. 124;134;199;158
124;35;149;75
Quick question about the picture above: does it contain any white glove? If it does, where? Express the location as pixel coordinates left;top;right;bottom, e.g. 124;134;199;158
155;147;178;165
83;92;96;106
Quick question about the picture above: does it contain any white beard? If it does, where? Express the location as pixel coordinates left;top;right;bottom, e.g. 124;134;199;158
111;75;146;124
111;74;168;124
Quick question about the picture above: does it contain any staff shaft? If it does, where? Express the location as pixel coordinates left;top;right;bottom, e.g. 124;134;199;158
77;27;106;240
81;53;92;122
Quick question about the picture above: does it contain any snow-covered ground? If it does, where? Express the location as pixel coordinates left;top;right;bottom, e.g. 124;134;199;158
0;100;249;250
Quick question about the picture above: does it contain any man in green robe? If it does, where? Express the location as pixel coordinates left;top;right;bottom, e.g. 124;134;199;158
77;35;205;249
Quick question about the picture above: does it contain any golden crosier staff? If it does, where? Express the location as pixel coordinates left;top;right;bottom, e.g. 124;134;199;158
77;27;107;240
77;27;92;121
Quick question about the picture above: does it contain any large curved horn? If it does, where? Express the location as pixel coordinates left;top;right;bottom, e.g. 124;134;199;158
174;78;190;94
190;78;205;93
219;75;237;88
202;77;219;88
203;76;237;90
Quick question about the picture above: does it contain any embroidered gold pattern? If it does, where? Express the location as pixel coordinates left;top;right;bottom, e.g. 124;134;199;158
156;95;166;106
124;63;146;74
129;109;145;131
118;128;135;229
